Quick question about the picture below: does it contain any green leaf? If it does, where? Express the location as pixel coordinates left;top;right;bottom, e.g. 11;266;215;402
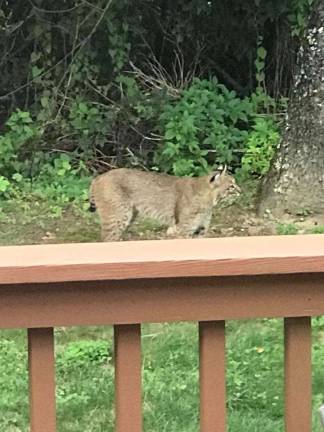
41;97;49;108
165;129;176;140
12;173;23;182
32;66;42;79
257;47;267;60
30;52;41;63
78;102;89;114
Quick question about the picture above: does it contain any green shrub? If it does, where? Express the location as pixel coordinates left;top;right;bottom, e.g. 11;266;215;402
0;153;91;218
34;154;90;206
0;110;42;177
241;117;280;177
68;100;113;154
0;109;93;207
0;78;282;204
154;78;253;176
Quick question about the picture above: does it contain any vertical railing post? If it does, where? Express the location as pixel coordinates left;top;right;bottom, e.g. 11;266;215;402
114;324;142;432
199;321;226;432
284;317;312;432
28;327;56;432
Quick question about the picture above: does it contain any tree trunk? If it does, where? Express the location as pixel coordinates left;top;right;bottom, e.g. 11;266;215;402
258;1;324;216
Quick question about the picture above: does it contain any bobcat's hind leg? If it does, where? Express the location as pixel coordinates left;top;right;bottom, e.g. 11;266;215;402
97;200;133;242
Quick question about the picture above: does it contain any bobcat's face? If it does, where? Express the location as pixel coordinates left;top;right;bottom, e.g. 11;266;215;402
208;166;241;205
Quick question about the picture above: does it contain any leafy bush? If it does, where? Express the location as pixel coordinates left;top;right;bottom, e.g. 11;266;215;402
0;0;304;187
154;78;253;176
0;109;92;210
0;152;91;219
0;110;42;177
0;109;89;204
241;117;280;177
36;154;89;199
68;100;113;155
0;75;283;205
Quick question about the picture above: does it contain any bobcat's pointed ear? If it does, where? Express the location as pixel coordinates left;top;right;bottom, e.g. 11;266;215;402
217;164;227;175
209;164;227;186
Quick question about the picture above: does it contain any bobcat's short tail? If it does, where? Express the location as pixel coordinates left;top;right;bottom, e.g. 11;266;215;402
89;200;96;212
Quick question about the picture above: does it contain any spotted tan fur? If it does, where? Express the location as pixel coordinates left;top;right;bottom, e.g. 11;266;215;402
90;167;240;241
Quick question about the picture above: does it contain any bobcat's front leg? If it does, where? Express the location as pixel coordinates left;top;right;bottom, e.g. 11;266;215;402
175;222;198;238
177;210;212;238
166;223;193;239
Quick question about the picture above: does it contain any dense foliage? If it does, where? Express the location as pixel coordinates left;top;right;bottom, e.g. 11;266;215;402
0;0;312;206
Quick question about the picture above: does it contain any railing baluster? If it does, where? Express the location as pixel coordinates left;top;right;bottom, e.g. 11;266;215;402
28;327;56;432
199;321;226;432
284;317;312;432
114;324;142;432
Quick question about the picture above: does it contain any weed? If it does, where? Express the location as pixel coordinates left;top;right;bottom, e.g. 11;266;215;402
310;226;324;234
276;222;299;235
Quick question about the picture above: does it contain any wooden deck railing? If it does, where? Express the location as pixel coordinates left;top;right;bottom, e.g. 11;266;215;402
1;235;324;431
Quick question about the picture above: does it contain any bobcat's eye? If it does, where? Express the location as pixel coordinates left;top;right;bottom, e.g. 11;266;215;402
231;183;241;194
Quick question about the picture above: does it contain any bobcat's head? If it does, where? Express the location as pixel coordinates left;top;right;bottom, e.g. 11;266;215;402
209;165;241;204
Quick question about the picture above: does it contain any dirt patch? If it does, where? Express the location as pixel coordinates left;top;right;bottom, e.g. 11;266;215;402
0;204;100;246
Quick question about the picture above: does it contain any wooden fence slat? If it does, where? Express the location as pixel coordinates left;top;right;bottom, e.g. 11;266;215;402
114;324;142;432
199;321;226;432
28;327;56;432
284;317;312;432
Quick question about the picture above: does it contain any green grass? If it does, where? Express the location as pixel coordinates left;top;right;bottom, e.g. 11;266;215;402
1;320;324;431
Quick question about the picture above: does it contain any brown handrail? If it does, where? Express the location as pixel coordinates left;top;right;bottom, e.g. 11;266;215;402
0;235;323;432
1;235;324;284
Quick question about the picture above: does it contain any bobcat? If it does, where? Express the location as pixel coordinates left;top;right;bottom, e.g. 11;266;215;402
89;166;240;241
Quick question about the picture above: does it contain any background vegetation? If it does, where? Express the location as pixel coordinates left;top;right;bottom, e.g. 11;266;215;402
0;0;312;213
